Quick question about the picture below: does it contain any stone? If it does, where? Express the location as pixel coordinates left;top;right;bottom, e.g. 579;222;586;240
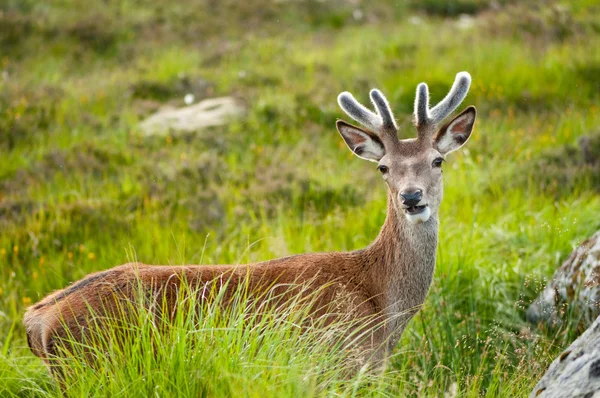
530;315;600;397
139;96;246;136
527;231;600;327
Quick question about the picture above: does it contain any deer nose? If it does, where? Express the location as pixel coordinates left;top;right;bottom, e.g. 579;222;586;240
400;189;423;207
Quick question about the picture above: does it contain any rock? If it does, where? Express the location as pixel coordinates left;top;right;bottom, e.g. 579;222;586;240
530;315;600;397
139;97;246;136
527;231;600;327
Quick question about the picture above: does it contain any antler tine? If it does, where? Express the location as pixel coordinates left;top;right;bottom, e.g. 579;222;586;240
337;90;398;143
369;89;397;131
414;83;430;128
429;72;471;125
337;92;380;132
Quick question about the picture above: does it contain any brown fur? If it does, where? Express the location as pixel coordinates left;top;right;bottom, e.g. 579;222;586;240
24;252;387;366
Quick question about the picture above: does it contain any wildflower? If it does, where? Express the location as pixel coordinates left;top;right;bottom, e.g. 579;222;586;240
68;252;73;260
88;252;96;260
39;257;45;266
22;297;31;305
0;248;5;256
13;245;18;253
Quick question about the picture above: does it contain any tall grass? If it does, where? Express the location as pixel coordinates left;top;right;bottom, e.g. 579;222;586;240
22;275;400;397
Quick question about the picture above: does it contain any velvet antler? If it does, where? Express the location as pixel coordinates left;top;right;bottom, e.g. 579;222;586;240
414;72;471;140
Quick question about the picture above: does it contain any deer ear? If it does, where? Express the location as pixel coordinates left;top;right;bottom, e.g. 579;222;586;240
433;106;476;154
336;120;385;162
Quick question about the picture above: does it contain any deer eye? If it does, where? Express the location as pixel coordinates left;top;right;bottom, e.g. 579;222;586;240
377;165;389;174
432;157;444;168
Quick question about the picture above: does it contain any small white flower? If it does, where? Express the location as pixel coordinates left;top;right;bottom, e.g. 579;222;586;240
184;94;195;105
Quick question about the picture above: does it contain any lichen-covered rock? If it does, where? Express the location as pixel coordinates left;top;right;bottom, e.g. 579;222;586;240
527;231;600;326
530;315;600;397
140;96;246;136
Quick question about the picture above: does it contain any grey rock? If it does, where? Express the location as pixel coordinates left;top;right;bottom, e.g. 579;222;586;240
527;231;600;326
530;315;600;397
140;96;246;136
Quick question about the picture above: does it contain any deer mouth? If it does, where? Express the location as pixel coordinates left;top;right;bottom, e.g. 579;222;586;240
404;205;427;215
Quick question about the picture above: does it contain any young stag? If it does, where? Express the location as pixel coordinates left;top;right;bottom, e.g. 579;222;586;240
24;72;476;370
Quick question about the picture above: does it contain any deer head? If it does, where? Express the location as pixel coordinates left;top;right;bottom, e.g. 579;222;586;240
336;72;476;225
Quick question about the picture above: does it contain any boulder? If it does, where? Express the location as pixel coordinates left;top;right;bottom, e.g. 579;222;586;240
139;96;246;136
527;231;600;326
530;315;600;397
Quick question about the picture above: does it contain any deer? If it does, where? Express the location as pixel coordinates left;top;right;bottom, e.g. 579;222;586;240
23;72;476;375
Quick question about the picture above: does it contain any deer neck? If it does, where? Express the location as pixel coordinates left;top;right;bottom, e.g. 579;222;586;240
363;192;438;339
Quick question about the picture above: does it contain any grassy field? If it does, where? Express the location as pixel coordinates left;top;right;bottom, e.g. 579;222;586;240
1;0;600;396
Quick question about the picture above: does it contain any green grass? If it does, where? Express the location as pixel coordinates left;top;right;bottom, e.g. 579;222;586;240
2;0;600;396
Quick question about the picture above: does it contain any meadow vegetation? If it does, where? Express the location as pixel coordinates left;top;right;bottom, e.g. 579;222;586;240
1;0;600;396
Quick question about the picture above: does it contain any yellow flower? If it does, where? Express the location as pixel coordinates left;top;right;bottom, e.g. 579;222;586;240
32;271;38;280
22;297;31;306
0;248;5;256
88;252;96;260
39;257;45;266
67;252;73;260
13;245;18;253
